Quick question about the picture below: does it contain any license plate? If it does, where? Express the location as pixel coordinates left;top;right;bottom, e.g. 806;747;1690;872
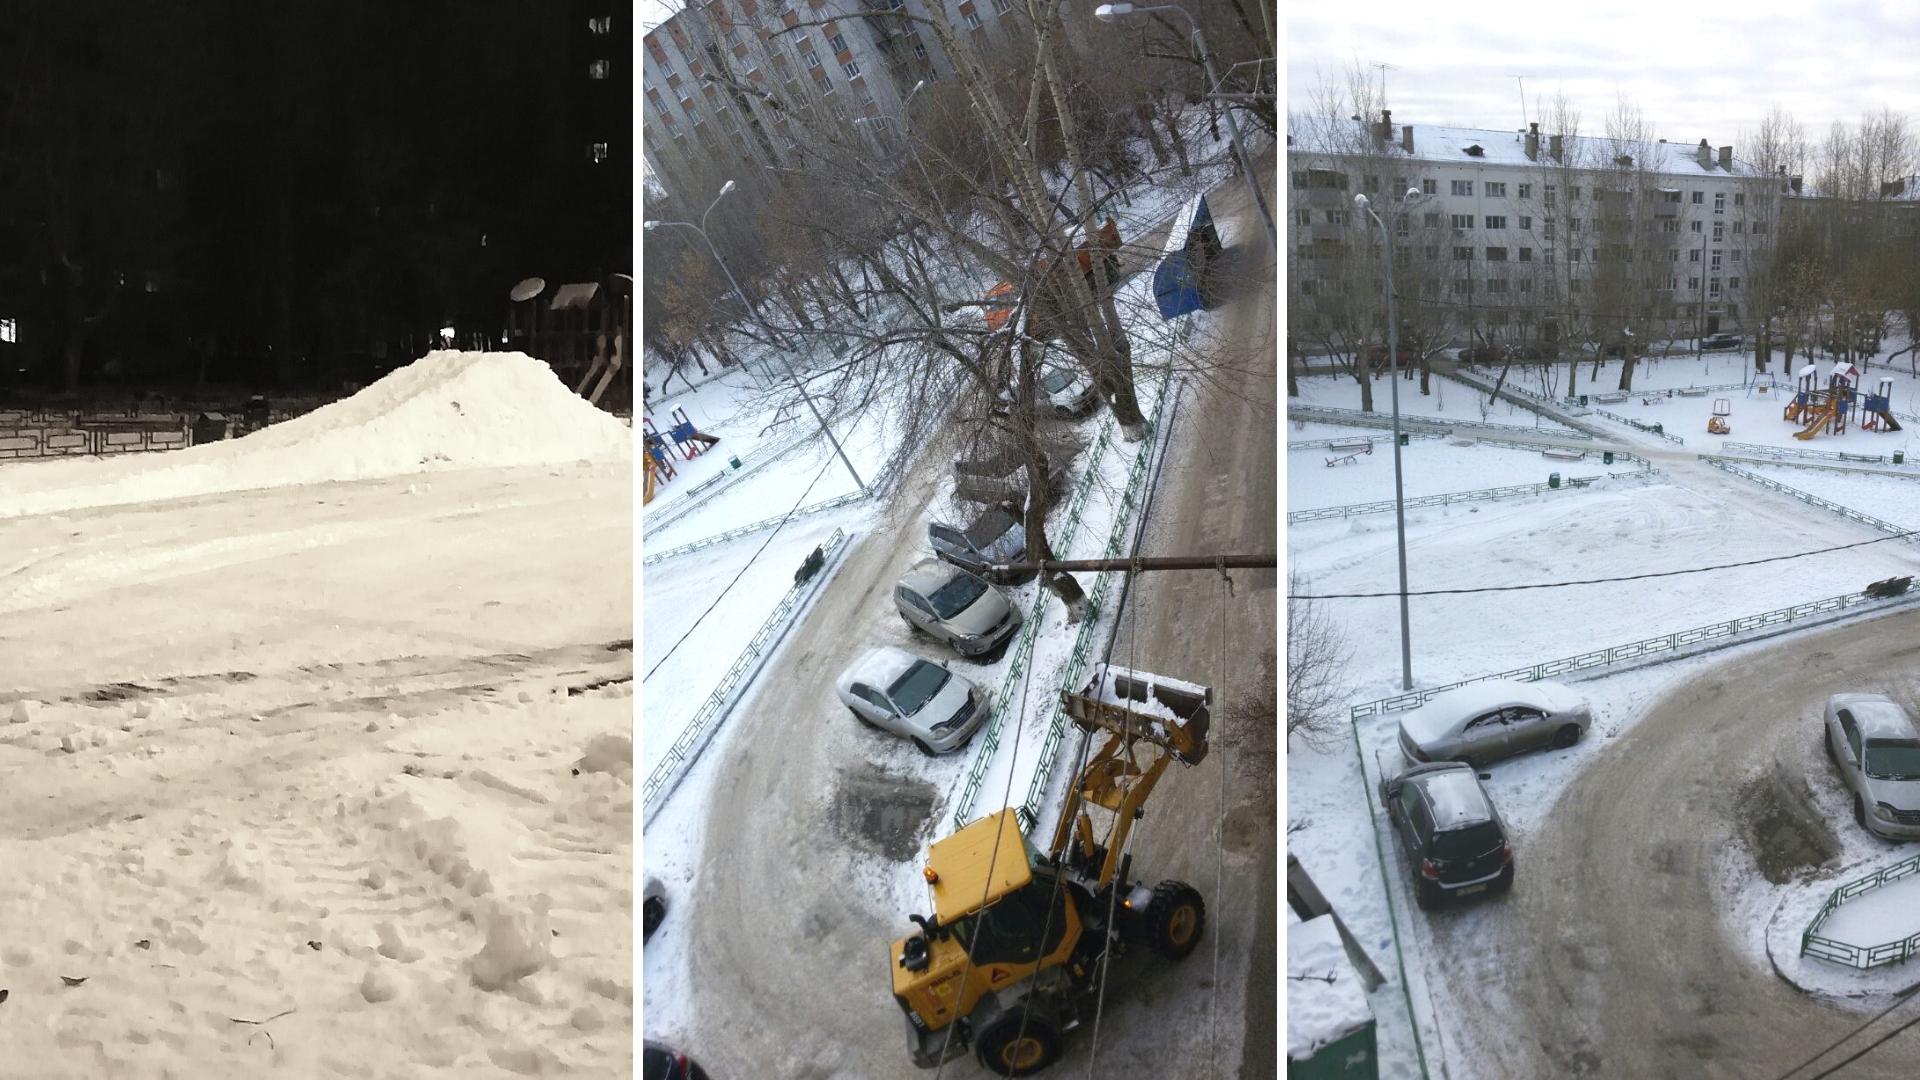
1454;884;1488;896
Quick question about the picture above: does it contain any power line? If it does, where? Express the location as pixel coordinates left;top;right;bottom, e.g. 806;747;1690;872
1767;992;1920;1080
1288;531;1918;599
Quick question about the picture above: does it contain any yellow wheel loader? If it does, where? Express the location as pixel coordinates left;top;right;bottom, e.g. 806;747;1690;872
889;664;1210;1076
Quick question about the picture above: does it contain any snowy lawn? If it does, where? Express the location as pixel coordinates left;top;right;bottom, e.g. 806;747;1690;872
1738;462;1920;529
1289;435;1649;512
1291;372;1578;433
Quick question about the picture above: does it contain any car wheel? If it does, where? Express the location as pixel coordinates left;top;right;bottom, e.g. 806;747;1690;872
1142;880;1206;960
1551;725;1582;750
912;737;938;756
1824;728;1838;765
1413;877;1441;911
1493;863;1516;895
1855;795;1867;827
900;613;921;637
848;706;878;729
973;1008;1063;1078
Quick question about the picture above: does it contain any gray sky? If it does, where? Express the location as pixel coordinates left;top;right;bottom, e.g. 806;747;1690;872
1289;1;1920;151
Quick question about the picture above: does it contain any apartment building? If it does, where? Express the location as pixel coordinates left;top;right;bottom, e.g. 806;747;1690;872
641;0;1053;206
1289;111;1778;347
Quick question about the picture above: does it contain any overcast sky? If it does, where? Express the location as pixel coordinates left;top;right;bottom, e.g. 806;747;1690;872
1289;1;1920;151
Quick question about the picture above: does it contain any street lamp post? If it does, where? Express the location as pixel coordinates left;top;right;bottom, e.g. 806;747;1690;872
1356;188;1427;692
645;181;866;491
1093;3;1275;249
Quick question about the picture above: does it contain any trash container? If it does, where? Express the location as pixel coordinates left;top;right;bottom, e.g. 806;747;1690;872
1651;423;1664;435
192;412;230;445
1549;472;1562;489
729;455;743;470
1897;450;1907;465
1580;394;1590;407
1602;450;1615;464
1398;433;1409;446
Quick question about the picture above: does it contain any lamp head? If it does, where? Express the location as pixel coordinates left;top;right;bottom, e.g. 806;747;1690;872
1406;187;1422;200
1353;193;1370;209
719;180;736;195
643;221;660;231
1094;3;1133;22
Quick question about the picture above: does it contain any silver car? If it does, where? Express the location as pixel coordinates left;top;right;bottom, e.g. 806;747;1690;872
1397;679;1593;769
835;646;991;754
894;559;1022;657
1823;692;1920;839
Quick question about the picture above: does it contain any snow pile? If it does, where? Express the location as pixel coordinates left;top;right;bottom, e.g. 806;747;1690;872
0;351;630;519
1288;914;1375;1061
468;899;555;991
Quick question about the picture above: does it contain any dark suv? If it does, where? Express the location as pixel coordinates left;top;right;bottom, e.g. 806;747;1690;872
928;506;1033;584
1378;762;1514;910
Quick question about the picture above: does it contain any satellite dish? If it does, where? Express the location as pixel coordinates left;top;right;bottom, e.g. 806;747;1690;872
510;277;547;302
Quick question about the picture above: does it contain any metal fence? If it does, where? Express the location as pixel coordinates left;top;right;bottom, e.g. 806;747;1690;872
1288;466;1657;524
1289;403;1592;440
642;528;851;823
1718;441;1909;468
1348;587;1915;721
1702;458;1914;539
1594;409;1687;444
1287;432;1447;452
1802;853;1920;968
1467;437;1641;462
645;426;815;533
1708;454;1920;483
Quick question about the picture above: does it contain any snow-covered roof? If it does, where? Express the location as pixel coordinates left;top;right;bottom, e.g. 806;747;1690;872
840;646;916;691
1287;915;1374;1062
1289;117;1765;179
1834;694;1917;740
1421;768;1494;829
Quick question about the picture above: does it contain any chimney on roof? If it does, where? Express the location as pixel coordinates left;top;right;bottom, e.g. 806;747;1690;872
1374;109;1393;146
1697;139;1711;169
1550;133;1564;161
1402;124;1413;154
1525;122;1540;161
1790;175;1803;195
1719;145;1732;171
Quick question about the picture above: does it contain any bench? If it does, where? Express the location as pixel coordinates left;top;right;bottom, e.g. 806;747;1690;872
1677;387;1709;397
1567;476;1596;488
1541;447;1587;462
1325;440;1373;467
1839;452;1886;464
1594;391;1630;404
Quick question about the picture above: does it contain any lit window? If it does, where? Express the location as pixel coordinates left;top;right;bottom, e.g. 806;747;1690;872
590;59;610;79
590;142;610;163
588;15;611;34
0;317;15;344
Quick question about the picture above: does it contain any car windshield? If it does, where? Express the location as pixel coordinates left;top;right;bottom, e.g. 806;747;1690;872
926;572;989;619
888;660;951;716
965;508;1019;549
1041;367;1076;394
1430;822;1503;861
1864;739;1920;781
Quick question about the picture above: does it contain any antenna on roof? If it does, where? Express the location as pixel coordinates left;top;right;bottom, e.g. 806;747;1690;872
1513;75;1531;131
1373;60;1396;110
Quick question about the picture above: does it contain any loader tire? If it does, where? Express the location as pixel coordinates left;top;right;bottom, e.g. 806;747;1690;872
974;1009;1062;1077
1144;880;1205;960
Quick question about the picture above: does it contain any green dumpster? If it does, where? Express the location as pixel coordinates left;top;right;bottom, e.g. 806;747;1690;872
1897;450;1907;465
1549;472;1562;488
1398;432;1409;446
728;455;743;470
1602;450;1615;464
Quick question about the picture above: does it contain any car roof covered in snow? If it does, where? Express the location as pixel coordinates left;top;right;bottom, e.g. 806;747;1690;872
1416;767;1495;829
1832;693;1917;739
1287;914;1375;1061
838;646;918;693
1398;679;1578;743
899;557;965;596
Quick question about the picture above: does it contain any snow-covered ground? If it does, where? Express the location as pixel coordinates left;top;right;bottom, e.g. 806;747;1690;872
1289;435;1648;511
1737;461;1920;528
0;352;633;1078
1292;371;1578;433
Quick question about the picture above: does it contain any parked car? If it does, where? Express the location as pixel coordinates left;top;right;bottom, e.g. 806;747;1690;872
643;879;668;942
643;1041;711;1080
1823;692;1920;839
929;505;1031;584
1040;362;1099;418
1700;333;1743;351
1378;762;1514;910
951;448;1072;511
894;558;1022;657
1396;679;1593;769
835;646;992;754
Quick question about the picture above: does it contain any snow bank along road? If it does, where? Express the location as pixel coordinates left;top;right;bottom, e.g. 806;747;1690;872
676;164;1276;1076
1418;548;1920;1077
0;355;634;1078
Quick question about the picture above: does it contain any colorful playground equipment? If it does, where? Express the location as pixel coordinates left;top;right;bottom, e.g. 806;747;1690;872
1708;398;1731;435
1860;376;1906;433
639;408;724;505
1784;362;1859;440
667;407;721;458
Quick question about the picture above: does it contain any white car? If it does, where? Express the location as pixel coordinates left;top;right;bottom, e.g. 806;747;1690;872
1397;679;1593;769
835;647;991;754
1824;692;1920;839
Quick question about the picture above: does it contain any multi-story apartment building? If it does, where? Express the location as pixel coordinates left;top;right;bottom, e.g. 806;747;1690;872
642;1;1070;207
1289;111;1779;351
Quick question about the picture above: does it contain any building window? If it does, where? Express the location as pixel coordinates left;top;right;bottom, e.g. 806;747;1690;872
1710;279;1722;298
1519;215;1531;230
1753;221;1767;234
1711;251;1722;270
1689;249;1701;262
1451;214;1473;229
1422;178;1438;195
1712;222;1724;242
1570;186;1581;200
1733;220;1745;234
1484;215;1507;230
1569;249;1581;262
1324;210;1346;225
1689;276;1700;290
1293;209;1311;227
0;317;15;343
843;60;861;78
1519;248;1533;262
1453;246;1473;260
588;15;612;34
1730;276;1741;289
1544;221;1555;240
1692;190;1704;204
993;0;1014;12
1487;278;1508;293
1451;180;1473;196
964;10;983;28
1486;181;1507;197
1424;212;1442;227
1363;174;1379;193
1486;246;1508;260
1734;192;1746;207
1519;183;1532;199
590;142;609;163
913;40;929;59
828;32;848;52
1520;278;1533;293
1714;192;1726;214
803;49;820;68
1393;176;1407;193
1396;217;1410;238
1690;220;1702;233
589;59;610;79
1569;218;1581;233
1545;185;1557;207
1663;219;1679;233
658;57;675;78
1732;249;1744;262
724;29;742;48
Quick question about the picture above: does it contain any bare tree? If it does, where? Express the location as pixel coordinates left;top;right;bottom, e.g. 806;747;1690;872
1286;572;1352;751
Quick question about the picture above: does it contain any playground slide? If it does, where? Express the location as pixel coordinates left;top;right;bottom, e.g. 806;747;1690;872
1793;401;1836;440
1875;410;1904;432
